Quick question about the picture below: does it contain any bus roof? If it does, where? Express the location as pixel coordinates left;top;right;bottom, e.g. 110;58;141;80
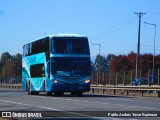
24;33;87;46
48;33;86;38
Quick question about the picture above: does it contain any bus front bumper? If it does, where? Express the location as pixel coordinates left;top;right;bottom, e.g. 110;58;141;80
51;83;90;93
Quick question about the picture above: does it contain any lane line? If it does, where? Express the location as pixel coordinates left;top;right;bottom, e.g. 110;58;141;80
102;103;110;105
141;107;159;110
0;99;61;111
0;99;100;119
2;91;159;111
31;95;160;111
92;93;160;105
128;106;137;108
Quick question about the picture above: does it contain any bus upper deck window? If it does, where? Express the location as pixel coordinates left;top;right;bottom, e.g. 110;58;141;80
54;39;68;54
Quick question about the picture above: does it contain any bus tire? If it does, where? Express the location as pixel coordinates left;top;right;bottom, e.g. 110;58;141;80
34;91;39;95
76;92;83;97
27;82;34;95
71;92;76;95
46;91;52;96
27;82;31;95
54;92;64;96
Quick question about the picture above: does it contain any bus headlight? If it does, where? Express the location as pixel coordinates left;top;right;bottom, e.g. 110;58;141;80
85;80;90;83
53;80;58;83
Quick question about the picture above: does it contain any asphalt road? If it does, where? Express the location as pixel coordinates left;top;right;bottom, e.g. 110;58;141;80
0;88;160;120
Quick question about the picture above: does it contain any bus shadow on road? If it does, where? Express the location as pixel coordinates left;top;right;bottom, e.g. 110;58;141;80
37;93;135;99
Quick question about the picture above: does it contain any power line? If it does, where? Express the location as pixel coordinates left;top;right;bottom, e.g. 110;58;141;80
147;12;160;15
116;44;137;55
91;14;136;42
141;47;160;51
141;44;160;49
93;14;133;38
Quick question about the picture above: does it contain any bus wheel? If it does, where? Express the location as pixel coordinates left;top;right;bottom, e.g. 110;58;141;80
46;91;52;96
27;82;34;95
54;92;64;96
27;82;31;95
76;92;83;97
71;92;76;96
34;91;39;95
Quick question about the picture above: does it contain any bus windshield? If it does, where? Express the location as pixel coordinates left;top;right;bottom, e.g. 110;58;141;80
52;37;90;54
51;57;91;77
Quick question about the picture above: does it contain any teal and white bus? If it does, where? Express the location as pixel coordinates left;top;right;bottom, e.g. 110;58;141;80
22;34;91;96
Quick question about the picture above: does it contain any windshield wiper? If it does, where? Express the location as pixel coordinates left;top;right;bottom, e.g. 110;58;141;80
56;71;71;76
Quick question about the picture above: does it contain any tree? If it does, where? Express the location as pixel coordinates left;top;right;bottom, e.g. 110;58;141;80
109;52;160;79
155;55;160;69
94;55;108;72
1;52;11;62
100;57;108;71
128;51;136;69
106;53;116;70
0;60;3;75
110;55;133;72
0;52;22;77
14;53;22;76
139;54;153;75
0;52;12;77
94;54;116;72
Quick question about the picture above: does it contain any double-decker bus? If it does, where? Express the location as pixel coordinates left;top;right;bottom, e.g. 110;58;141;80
22;34;91;96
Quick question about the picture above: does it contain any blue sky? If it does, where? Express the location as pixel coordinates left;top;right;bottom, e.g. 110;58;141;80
0;0;160;57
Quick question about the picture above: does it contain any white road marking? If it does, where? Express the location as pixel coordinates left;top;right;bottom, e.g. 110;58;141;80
83;101;89;102
0;99;99;119
141;107;159;110
93;101;101;104
102;103;110;105
31;95;160;110
128;106;138;108
2;91;159;111
0;99;61;111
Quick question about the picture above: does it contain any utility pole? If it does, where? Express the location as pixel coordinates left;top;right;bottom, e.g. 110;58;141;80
134;12;146;79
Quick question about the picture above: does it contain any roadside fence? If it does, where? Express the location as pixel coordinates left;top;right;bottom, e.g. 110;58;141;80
91;69;160;86
0;76;21;84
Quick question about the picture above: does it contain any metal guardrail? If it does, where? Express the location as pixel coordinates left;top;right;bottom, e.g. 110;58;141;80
91;84;160;97
0;84;22;89
1;83;160;97
91;84;160;90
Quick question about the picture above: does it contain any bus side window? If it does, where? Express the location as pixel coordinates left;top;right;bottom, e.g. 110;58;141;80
30;64;45;78
23;44;30;57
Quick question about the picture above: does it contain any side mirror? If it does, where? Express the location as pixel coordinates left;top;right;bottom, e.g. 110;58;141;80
90;61;95;73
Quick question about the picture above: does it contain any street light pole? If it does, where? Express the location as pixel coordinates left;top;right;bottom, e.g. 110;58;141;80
92;43;101;84
144;22;156;82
